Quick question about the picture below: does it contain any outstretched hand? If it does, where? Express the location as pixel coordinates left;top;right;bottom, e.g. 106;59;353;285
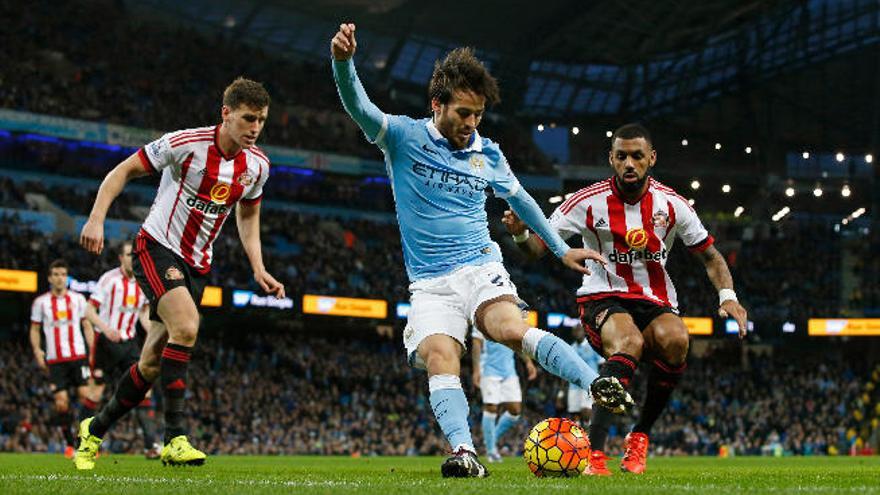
255;270;286;299
561;248;606;275
719;300;749;340
331;23;357;61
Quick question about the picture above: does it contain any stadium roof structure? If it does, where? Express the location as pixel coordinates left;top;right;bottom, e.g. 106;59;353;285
131;0;880;155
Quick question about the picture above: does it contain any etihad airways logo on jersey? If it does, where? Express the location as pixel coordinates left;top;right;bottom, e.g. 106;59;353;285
412;161;488;198
185;196;229;214
608;248;668;264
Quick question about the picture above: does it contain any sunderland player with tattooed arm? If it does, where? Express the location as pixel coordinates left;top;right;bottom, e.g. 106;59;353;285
85;240;160;459
332;23;631;478
30;260;95;458
75;78;284;470
503;123;748;475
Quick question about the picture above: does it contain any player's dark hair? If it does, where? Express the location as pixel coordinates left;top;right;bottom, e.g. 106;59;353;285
429;47;500;106
118;240;133;256
223;77;271;110
611;123;653;147
48;259;68;273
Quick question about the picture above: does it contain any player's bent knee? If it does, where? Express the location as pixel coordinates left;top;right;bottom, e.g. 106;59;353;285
507;403;522;415
168;321;199;344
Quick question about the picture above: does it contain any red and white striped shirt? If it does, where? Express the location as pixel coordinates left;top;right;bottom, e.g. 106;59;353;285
30;290;89;363
549;177;714;310
89;267;147;341
137;125;270;273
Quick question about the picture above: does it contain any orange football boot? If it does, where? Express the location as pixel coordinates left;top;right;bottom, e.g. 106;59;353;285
620;432;649;474
584;449;612;476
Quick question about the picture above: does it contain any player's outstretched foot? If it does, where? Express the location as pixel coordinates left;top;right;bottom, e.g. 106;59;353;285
441;447;489;478
73;417;102;470
620;432;649;474
486;451;502;463
583;449;612;476
160;436;207;466
590;377;635;414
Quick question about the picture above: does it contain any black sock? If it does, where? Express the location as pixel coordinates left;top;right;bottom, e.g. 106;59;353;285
632;360;686;435
90;364;153;438
588;404;616;452
136;400;157;449
601;353;639;387
80;398;98;420
160;343;192;443
56;410;76;447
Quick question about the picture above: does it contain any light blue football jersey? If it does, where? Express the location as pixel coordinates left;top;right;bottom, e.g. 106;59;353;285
376;116;519;280
472;328;516;378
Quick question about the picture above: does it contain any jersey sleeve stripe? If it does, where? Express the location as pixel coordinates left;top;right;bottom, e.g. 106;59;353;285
169;130;213;145
171;137;214;149
561;185;611;214
137;148;157;174
687;235;715;253
559;180;611;213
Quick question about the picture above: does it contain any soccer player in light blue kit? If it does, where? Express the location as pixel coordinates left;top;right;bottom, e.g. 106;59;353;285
471;326;537;462
331;23;632;477
567;323;604;424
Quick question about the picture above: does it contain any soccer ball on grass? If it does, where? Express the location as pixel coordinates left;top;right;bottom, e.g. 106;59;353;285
523;417;590;477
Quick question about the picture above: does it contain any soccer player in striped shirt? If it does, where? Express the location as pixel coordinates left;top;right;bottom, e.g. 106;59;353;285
503;123;748;475
332;23;632;477
29;259;95;458
75;78;285;470
86;240;160;459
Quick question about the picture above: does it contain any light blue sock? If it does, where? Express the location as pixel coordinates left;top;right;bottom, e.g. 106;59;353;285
481;411;498;454
494;411;520;442
429;375;475;452
523;328;599;390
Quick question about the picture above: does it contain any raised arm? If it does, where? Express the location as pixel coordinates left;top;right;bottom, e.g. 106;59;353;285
331;23;386;142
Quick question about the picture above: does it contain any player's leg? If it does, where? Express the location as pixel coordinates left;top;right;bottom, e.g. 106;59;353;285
154;286;206;465
480;400;499;460
492;377;523;454
52;388;76;452
620;313;688;474
477;297;630;411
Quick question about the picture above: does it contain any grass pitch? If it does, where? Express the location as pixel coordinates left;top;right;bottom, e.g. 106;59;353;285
0;453;878;494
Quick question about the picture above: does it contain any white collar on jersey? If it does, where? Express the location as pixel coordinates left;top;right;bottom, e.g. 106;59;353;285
425;119;483;153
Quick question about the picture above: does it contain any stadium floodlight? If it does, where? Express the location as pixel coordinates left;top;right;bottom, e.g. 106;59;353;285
537;124;544;132
772;206;790;222
714;143;722;150
866;154;874;164
842;218;849;225
813;186;823;197
835;152;845;162
734;206;744;217
571;126;579;135
745;146;752;154
841;184;851;198
549;196;562;204
688;198;695;206
564;192;574;199
722;184;731;193
606;130;613;138
785;187;795;197
681;138;688;146
690;180;700;190
852;207;866;218
802;151;810;159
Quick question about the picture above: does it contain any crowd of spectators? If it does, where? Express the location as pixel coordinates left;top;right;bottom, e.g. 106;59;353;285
0;331;867;456
0;0;553;173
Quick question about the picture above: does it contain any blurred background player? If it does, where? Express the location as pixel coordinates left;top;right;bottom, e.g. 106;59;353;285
471;325;537;462
29;259;95;458
86;240;160;459
332;23;630;478
566;323;603;425
74;77;285;470
503;123;748;476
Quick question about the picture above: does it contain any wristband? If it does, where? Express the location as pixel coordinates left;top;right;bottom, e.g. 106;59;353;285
512;230;530;243
719;288;738;305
